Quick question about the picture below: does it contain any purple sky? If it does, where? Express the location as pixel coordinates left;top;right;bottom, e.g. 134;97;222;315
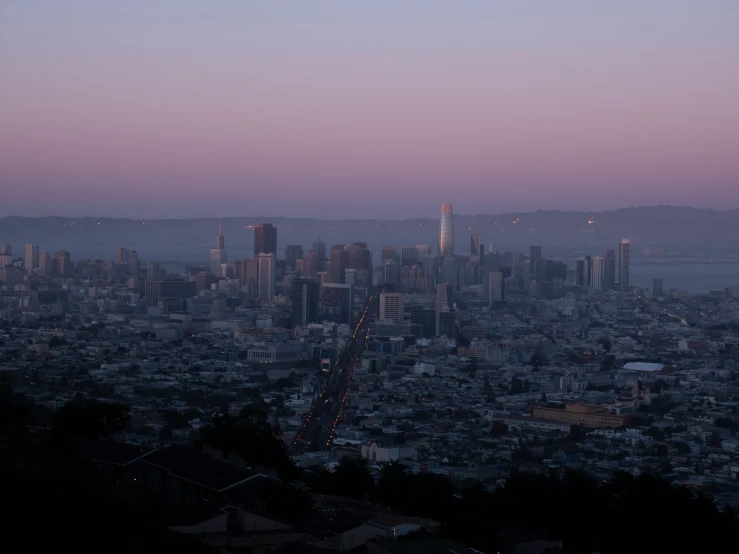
1;1;738;219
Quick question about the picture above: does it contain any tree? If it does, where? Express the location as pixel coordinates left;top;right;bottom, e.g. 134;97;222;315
53;399;130;440
320;457;374;500
509;377;525;395
490;421;508;438
198;412;299;480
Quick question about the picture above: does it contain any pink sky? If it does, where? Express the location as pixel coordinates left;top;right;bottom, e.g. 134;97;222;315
1;1;738;218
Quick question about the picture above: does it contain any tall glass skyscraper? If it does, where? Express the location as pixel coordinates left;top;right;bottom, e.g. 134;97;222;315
619;238;631;290
439;203;454;257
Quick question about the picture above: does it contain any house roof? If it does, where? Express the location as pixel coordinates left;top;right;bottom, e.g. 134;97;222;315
69;438;154;466
142;444;259;492
623;362;665;372
372;539;472;554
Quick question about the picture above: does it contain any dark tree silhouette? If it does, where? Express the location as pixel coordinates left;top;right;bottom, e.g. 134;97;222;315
53;399;130;440
198;412;299;480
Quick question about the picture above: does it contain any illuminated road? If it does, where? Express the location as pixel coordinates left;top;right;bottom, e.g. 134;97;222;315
292;291;376;452
634;290;689;325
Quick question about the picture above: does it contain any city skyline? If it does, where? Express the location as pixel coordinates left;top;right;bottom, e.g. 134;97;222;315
4;3;739;550
2;1;738;218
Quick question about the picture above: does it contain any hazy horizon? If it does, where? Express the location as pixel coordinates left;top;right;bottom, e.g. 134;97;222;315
2;1;738;218
1;203;739;221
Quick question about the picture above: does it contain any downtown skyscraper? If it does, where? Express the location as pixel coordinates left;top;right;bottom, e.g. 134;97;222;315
254;223;277;256
439;203;454;257
210;219;227;276
619;239;631;290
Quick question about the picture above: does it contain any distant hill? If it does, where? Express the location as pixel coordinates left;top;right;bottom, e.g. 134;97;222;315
1;206;737;262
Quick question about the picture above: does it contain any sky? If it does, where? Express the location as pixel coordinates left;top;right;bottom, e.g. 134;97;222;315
1;1;738;219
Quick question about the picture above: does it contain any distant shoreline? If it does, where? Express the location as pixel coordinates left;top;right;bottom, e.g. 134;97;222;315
630;259;739;265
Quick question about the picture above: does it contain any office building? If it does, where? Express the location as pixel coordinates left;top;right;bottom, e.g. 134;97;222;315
532;404;631;429
303;250;319;279
530;245;542;278
440;256;456;291
147;262;161;281
410;305;437;338
603;249;616;289
129;250;141;275
346;243;372;272
401;245;418;266
24;244;39;273
619;239;631;290
312;240;326;262
257;253;276;301
322;283;353;325
489;271;505;304
379;292;404;324
470;233;484;284
382;246;398;263
54;250;72;277
233;258;259;293
38;251;51;274
145;279;196;307
116;247;130;264
380;259;398;286
291;278;319;325
435;282;454;338
210;220;228;276
254;223;277;255
653;278;664;296
591;256;604;289
439;203;454;257
0;244;10;267
330;246;348;283
285;245;304;270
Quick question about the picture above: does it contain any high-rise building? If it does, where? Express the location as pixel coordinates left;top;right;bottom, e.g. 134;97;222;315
439;203;454;257
233;258;259;295
322;283;353;325
38;251;51;274
0;253;11;267
379;292;404;324
591;256;604;289
435;282;454;337
470;233;484;284
54;250;72;277
529;245;542;278
129;250;141;275
116;247;130;264
147;262;160;281
303;250;319;279
291;278;319;325
380;260;398;286
382;246;398;264
619;239;631;290
1;243;11;256
210;220;228;276
440;256;456;291
254;223;277;256
489;271;505;304
24;244;39;273
603;249;616;289
401;245;418;266
257;253;276;301
285;244;304;270
653;278;664;296
330;246;348;283
312;240;326;262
